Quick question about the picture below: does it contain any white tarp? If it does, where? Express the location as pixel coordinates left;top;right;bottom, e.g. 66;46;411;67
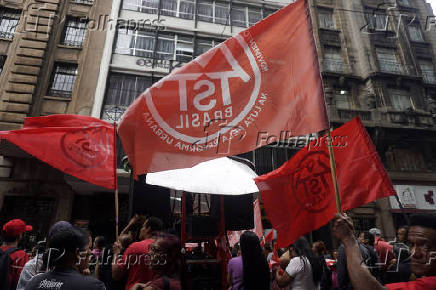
146;157;259;195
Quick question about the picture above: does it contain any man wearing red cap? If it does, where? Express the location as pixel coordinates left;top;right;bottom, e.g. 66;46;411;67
1;219;32;290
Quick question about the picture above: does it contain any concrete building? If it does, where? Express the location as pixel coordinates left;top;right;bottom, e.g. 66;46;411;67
0;0;114;241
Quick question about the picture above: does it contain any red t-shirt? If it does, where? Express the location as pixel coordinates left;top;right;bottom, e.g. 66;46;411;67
117;239;154;290
0;245;29;290
374;237;394;268
386;277;436;289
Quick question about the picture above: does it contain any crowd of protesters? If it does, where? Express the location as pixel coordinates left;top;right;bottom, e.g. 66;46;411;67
1;212;435;289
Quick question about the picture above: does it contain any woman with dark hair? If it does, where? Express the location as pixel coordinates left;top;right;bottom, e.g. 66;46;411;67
227;231;270;290
276;237;323;290
130;233;182;290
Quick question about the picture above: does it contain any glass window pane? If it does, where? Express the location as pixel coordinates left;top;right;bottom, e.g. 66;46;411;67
376;48;402;73
215;2;230;25
408;25;424;42
389;89;413;111
61;18;87;47
195;38;213;57
48;64;78;98
318;9;334;29
180;0;195;19
141;0;159;14
161;0;177;16
197;1;213;22
248;7;261;26
123;0;142;11
231;5;246;27
0;8;21;39
176;35;193;62
157;33;175;60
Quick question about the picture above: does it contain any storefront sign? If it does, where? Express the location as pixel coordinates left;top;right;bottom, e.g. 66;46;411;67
390;185;436;210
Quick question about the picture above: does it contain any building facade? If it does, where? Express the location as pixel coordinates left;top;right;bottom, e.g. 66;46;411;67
0;0;114;241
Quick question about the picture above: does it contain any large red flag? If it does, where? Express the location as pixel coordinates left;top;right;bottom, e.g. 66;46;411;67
255;118;396;248
0;115;116;189
118;0;328;175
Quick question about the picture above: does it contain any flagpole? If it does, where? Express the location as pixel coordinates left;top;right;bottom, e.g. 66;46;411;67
326;130;341;213
113;122;119;241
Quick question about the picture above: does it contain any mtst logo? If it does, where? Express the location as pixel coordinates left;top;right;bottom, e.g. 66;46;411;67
144;33;262;148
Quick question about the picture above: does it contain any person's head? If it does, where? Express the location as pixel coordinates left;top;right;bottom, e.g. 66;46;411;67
312;241;327;256
289;237;323;284
119;234;133;250
139;217;164;240
240;231;270;290
47;226;88;270
408;214;436;277
149;233;182;278
93;236;106;249
369;228;381;238
358;231;375;246
1;219;32;244
397;226;409;243
332;250;339;260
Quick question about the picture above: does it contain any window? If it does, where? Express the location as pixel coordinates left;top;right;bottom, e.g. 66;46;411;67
121;0;276;28
179;0;195;19
115;27;156;58
48;63;78;98
419;59;436;84
115;27;224;61
197;1;229;25
231;5;246;27
408;25;424;42
61;18;87;47
215;2;229;25
248;7;261;26
397;0;410;7
156;32;175;60
0;55;5;75
323;46;343;72
194;37;222;57
197;0;213;22
364;11;387;30
318;9;335;29
334;89;352;109
0;8;20;39
123;0;159;14
102;73;160;122
176;35;193;62
389;89;414;111
161;0;177;16
376;47;402;73
72;0;94;4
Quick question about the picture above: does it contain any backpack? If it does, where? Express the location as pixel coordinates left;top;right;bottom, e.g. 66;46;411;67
0;247;18;290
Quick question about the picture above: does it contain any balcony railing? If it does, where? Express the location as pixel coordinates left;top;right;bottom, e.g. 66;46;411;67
423;74;436;84
322;59;351;73
379;60;404;74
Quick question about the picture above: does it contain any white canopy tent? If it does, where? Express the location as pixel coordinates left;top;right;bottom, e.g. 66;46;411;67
146;157;259;195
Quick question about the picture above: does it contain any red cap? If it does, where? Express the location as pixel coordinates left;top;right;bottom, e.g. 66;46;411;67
2;219;33;237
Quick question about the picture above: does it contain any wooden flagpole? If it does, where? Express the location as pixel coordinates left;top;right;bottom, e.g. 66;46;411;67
113;122;119;241
326;130;341;213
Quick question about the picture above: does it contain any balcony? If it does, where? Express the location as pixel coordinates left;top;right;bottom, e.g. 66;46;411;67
329;108;372;123
322;59;351;74
383;110;434;127
423;74;436;85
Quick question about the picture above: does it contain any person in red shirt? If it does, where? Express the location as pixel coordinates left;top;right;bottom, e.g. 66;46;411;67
112;217;164;290
1;219;32;290
369;227;395;270
332;213;436;290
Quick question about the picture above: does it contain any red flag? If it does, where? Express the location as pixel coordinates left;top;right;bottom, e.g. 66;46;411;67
118;0;328;175
0;115;116;189
255;118;396;248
